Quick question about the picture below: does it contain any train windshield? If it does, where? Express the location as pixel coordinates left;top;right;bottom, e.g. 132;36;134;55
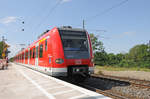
59;30;89;51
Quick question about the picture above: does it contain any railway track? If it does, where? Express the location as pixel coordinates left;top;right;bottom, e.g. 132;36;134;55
57;74;150;99
78;83;129;99
92;74;150;89
77;74;150;99
59;76;132;99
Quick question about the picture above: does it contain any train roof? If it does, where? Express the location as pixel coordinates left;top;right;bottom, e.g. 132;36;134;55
58;26;86;32
15;26;87;56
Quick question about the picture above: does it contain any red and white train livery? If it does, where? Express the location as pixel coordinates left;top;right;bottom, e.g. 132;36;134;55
14;26;94;80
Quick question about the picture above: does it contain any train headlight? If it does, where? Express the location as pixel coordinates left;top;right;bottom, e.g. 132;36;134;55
55;58;64;64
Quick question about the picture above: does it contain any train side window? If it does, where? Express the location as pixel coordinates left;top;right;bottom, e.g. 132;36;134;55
21;54;22;60
27;51;28;59
36;46;38;58
24;53;25;59
45;39;47;51
28;50;30;59
30;49;32;59
25;51;28;59
22;54;23;59
33;48;35;58
39;44;43;58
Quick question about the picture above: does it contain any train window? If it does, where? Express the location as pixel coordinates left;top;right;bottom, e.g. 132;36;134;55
27;51;28;59
45;39;47;51
28;50;30;59
23;53;25;60
39;44;43;58
22;53;24;60
33;48;35;58
59;30;88;51
25;51;28;59
36;46;38;58
30;49;32;59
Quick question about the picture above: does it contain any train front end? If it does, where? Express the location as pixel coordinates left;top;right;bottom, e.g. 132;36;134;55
56;26;94;81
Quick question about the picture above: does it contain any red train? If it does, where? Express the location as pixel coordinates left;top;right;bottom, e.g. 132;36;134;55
14;26;94;81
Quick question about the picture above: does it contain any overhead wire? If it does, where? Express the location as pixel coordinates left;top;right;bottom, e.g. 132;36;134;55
32;0;62;35
72;0;129;29
25;1;51;33
82;0;128;41
85;0;129;22
74;0;129;40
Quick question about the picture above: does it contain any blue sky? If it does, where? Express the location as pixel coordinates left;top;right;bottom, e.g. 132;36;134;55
0;0;150;57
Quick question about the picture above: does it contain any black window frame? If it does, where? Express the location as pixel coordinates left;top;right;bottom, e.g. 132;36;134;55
36;46;39;58
30;49;32;59
32;48;35;58
45;39;47;51
22;54;23;60
39;44;43;58
25;51;28;59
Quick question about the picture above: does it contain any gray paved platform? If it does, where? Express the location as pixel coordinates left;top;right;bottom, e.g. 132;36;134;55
0;63;111;99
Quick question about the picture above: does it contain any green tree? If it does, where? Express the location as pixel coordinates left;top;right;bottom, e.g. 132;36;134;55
89;33;150;68
128;44;150;68
89;33;106;65
94;51;108;65
89;33;104;53
107;53;117;66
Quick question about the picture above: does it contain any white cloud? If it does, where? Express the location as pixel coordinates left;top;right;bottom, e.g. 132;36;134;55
123;31;135;35
116;31;136;38
0;16;17;25
119;31;136;38
62;0;72;3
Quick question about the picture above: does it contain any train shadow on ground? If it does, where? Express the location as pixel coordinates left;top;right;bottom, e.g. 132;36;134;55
56;76;131;91
81;77;131;91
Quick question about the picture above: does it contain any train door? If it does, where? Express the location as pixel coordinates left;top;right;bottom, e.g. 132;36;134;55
35;44;39;66
28;48;30;64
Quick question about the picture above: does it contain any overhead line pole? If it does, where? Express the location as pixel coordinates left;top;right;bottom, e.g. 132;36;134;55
83;20;85;29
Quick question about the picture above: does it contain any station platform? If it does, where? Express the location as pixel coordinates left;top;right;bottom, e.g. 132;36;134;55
0;63;111;99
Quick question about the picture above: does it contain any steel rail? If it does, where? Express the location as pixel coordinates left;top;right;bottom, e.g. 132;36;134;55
78;83;129;99
92;74;150;89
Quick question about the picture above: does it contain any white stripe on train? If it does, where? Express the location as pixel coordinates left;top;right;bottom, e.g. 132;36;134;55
17;63;94;76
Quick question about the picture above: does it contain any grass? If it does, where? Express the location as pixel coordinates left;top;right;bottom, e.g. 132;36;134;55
95;65;150;72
